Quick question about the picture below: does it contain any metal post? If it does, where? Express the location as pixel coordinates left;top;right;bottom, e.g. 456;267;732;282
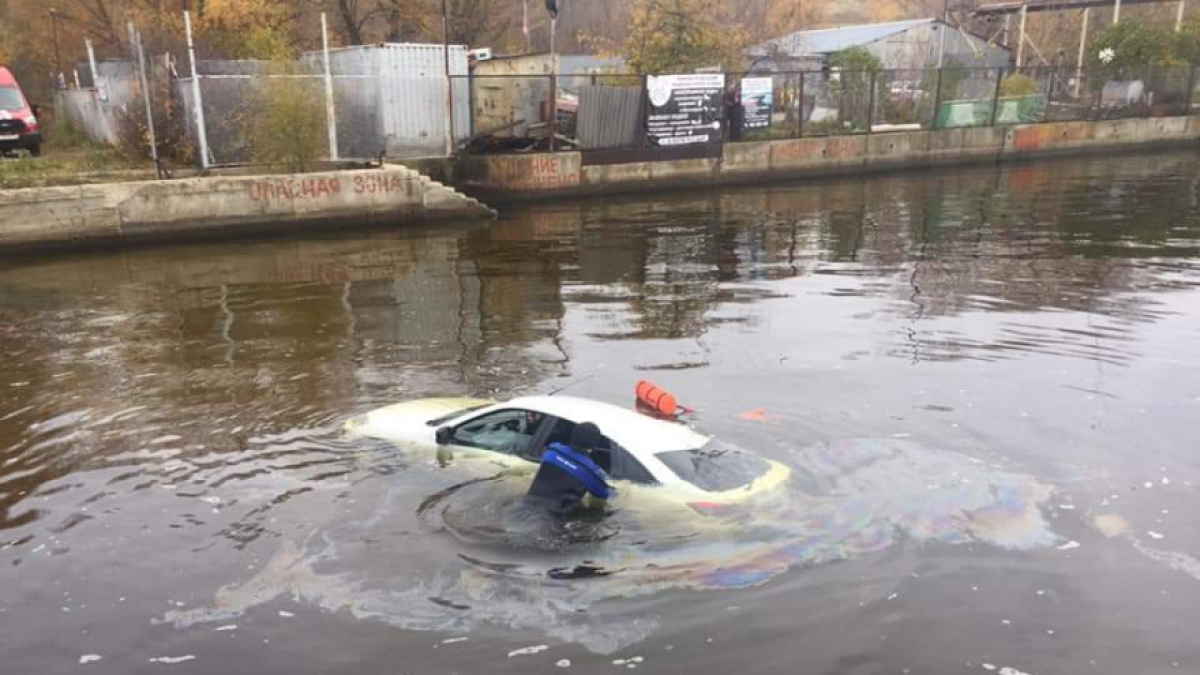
49;10;62;80
1114;0;1122;23
990;66;1005;126
441;0;455;157
1185;64;1197;114
85;39;100;94
184;11;210;170
867;69;877;132
130;23;162;179
937;0;949;69
932;67;944;129
320;14;339;162
1003;14;1012;48
1017;5;1028;68
797;71;805;138
548;73;559;151
1177;0;1187;30
641;74;651;148
1076;7;1090;99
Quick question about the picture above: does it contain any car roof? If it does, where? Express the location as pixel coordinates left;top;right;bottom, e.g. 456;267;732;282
505;395;710;457
0;68;16;87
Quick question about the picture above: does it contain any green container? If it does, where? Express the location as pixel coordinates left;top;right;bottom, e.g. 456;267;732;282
936;94;1045;128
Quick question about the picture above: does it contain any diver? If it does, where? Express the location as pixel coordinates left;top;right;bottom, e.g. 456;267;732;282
524;422;614;515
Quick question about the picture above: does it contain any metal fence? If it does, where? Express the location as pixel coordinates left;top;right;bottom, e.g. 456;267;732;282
461;65;1199;155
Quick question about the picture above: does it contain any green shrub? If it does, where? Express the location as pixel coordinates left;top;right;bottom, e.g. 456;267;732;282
999;73;1038;98
248;76;327;173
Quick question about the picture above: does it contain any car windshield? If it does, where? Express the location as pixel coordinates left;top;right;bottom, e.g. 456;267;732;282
655;440;771;492
0;86;24;111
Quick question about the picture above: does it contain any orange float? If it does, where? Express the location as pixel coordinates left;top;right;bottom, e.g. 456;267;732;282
636;380;679;417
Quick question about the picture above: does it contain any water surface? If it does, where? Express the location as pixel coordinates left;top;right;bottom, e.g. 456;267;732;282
2;153;1199;674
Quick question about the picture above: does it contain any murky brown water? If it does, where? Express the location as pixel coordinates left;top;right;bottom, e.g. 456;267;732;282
2;153;1200;675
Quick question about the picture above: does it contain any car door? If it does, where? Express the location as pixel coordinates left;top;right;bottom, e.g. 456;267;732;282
439;408;550;469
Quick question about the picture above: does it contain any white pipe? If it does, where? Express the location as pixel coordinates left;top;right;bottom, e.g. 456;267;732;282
321;14;339;162
85;39;102;100
184;11;210;170
1017;5;1028;68
1177;0;1187;31
1114;0;1122;24
1076;7;1090;99
130;23;160;176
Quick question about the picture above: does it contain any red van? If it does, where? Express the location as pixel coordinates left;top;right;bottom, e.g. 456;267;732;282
0;67;41;157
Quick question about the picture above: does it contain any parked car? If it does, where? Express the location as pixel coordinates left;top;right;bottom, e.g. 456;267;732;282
345;395;792;512
0;67;42;157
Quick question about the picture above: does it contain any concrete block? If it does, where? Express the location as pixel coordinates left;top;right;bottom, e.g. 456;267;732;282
771;136;866;171
722;141;772;176
469;153;582;191
582;162;651;187
648;158;718;183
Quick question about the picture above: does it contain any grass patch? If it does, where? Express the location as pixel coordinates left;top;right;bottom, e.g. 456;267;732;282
0;139;151;190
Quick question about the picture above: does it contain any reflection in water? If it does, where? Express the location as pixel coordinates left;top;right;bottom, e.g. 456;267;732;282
161;439;1056;653
3;152;1200;672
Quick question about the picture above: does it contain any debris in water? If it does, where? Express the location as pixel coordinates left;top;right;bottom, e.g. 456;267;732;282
214;625;237;632
149;655;196;664
557;659;571;668
982;665;997;672
508;645;549;658
79;655;102;664
278;610;294;618
998;667;1033;675
887;592;899;600
441;637;468;645
1093;514;1131;538
1148;531;1165;540
1056;540;1080;551
738;409;768;422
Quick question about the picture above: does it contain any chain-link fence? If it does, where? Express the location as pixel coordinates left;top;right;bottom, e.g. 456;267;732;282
458;65;1197;155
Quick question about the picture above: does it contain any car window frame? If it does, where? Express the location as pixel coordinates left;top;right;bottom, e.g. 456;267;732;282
446;407;551;459
530;415;659;485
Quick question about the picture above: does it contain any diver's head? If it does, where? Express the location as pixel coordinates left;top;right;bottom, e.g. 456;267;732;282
570;422;604;453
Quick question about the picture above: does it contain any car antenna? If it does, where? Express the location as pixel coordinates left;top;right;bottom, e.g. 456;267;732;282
547;374;596;397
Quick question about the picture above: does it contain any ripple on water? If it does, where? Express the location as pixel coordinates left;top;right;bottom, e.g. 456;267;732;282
161;439;1058;653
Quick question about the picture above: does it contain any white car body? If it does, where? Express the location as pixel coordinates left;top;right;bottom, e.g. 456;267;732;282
345;395;790;509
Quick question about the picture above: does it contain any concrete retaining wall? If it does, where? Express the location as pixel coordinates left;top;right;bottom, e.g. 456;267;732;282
0;164;495;249
461;116;1200;202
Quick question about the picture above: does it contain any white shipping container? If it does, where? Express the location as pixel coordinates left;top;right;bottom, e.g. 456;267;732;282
304;43;470;158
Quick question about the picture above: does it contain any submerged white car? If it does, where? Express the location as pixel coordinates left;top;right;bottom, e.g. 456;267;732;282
345;395;790;511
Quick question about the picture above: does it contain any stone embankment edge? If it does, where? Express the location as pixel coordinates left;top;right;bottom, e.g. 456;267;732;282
0;164;496;250
458;116;1200;203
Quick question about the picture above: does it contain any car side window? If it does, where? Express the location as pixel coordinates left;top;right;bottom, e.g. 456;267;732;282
450;409;546;458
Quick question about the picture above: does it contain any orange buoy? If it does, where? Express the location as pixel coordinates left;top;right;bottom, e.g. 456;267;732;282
636;380;678;417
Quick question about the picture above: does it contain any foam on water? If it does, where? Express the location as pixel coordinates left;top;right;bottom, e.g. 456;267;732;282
162;439;1058;653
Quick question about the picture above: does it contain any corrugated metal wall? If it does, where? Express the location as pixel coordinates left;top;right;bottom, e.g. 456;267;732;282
577;86;642;150
317;44;470;159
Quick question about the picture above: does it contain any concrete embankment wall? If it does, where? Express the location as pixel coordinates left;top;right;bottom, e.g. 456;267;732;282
460;116;1200;202
0;164;495;250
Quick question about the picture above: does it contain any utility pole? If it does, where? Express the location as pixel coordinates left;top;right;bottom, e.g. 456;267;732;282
49;9;63;84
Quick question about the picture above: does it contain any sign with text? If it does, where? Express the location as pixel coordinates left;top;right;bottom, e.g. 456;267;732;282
741;77;774;130
646;73;725;146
